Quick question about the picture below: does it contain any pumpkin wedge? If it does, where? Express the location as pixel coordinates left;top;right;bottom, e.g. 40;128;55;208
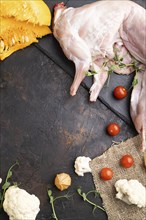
0;0;52;60
0;0;51;26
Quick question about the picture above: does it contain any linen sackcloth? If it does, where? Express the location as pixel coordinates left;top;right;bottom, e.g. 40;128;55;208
90;135;146;220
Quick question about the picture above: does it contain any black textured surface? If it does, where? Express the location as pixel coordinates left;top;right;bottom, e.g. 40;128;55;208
0;45;136;220
0;0;142;219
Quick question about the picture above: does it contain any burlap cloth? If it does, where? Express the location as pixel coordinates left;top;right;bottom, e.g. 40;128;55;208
90;135;146;220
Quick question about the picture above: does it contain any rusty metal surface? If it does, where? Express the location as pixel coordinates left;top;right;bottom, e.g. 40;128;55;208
1;0;143;219
0;44;137;220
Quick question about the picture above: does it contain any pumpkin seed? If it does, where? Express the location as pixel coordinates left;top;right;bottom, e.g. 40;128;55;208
25;36;29;42
9;38;15;46
11;38;15;45
21;36;25;43
0;40;4;49
0;40;4;53
4;45;8;51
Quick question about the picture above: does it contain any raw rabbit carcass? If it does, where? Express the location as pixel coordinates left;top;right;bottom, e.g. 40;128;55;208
53;0;146;150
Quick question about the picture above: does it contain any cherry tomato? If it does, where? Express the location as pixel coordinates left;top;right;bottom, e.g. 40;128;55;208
100;168;113;181
113;86;127;99
120;155;134;168
107;123;120;136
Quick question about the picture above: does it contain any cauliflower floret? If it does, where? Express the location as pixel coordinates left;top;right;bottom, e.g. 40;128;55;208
3;186;40;220
74;156;91;176
115;179;146;208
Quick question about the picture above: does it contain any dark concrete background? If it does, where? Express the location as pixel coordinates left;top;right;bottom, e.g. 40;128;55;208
0;45;136;220
0;0;144;219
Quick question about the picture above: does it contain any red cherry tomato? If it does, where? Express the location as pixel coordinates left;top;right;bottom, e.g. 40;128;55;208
120;155;134;168
107;123;120;136
100;168;113;181
113;86;127;99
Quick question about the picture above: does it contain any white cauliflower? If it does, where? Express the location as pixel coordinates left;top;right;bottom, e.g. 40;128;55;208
0;178;2;184
74;156;91;176
115;179;146;208
3;186;40;220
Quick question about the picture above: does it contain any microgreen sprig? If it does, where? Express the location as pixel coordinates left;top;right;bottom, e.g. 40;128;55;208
47;189;73;220
128;73;139;91
77;188;105;213
86;46;143;87
85;70;98;76
0;161;19;210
